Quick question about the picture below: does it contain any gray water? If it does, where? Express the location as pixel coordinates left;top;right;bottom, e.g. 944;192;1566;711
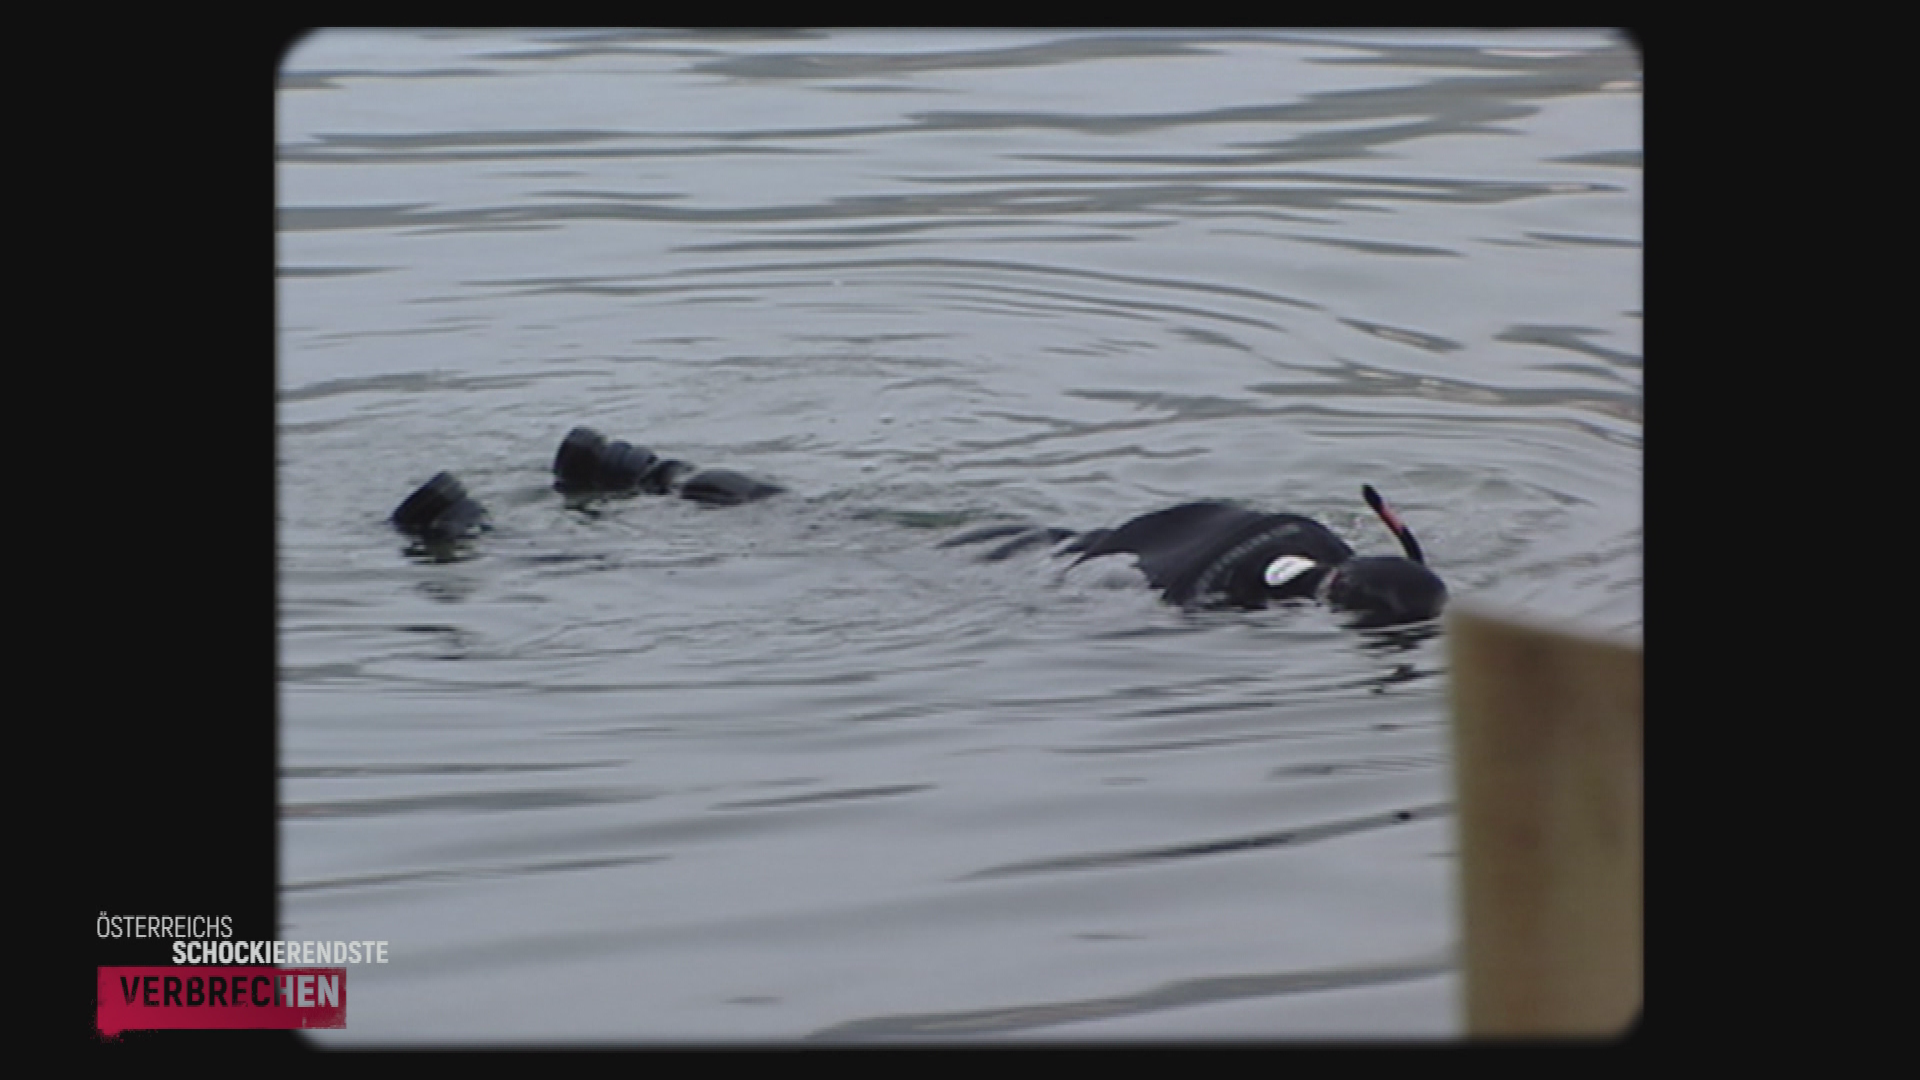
276;29;1641;1043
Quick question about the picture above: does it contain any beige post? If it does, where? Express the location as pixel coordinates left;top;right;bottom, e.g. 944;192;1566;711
1447;606;1642;1037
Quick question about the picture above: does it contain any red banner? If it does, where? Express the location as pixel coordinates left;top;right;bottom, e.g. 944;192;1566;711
97;966;346;1036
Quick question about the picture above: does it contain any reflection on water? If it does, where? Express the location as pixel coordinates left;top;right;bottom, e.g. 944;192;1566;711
279;29;1638;1043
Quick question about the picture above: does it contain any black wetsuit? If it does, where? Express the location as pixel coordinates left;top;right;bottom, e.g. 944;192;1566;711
943;501;1350;610
940;498;1446;625
1067;502;1354;608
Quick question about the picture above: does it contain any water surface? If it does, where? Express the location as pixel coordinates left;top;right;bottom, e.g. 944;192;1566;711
277;28;1641;1043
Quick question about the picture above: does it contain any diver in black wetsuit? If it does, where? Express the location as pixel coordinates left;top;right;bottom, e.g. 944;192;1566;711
391;428;1443;627
939;486;1446;628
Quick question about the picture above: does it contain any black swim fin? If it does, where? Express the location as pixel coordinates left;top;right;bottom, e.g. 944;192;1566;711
391;471;490;541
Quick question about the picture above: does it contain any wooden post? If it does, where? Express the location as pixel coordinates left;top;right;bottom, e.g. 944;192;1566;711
1448;606;1642;1037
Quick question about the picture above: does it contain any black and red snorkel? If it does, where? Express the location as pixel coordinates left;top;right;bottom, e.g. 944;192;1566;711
1319;485;1446;627
1362;484;1425;565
